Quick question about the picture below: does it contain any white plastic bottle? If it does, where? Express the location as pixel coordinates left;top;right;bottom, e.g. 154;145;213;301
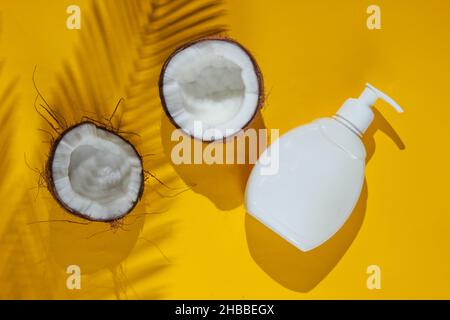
245;84;403;252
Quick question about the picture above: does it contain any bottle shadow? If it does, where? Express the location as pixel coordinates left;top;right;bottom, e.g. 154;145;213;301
245;108;405;292
160;112;267;211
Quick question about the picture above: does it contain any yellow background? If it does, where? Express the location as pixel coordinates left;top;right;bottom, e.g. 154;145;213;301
0;0;450;299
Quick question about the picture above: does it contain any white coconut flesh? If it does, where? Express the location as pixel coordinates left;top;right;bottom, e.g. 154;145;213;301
51;123;143;221
161;39;261;141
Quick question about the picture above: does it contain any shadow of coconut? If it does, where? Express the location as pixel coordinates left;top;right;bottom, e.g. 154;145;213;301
245;109;405;292
161;111;267;211
48;201;146;275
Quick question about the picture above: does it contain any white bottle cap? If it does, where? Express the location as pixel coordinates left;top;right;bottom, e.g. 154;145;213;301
336;83;404;135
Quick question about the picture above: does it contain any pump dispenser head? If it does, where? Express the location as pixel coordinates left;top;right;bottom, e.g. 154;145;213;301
336;83;403;135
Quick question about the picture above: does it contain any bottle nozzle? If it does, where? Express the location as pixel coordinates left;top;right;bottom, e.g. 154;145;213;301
336;83;404;135
359;83;404;113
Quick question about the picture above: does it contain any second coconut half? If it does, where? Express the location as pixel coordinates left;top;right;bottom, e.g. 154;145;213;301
159;37;264;142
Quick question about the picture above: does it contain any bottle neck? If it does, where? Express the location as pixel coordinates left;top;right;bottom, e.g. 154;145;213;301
332;114;363;138
336;98;374;135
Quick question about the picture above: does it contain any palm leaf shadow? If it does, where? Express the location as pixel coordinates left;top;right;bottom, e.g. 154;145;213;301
33;0;227;298
0;73;23;298
0;23;52;298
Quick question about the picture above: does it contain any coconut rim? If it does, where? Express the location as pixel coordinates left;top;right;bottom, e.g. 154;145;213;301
158;36;265;143
45;121;145;223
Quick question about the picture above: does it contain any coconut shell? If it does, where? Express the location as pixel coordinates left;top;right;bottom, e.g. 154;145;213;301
158;36;265;143
45;121;145;223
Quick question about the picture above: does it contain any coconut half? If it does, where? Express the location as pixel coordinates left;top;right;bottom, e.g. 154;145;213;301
159;37;264;142
47;122;144;222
